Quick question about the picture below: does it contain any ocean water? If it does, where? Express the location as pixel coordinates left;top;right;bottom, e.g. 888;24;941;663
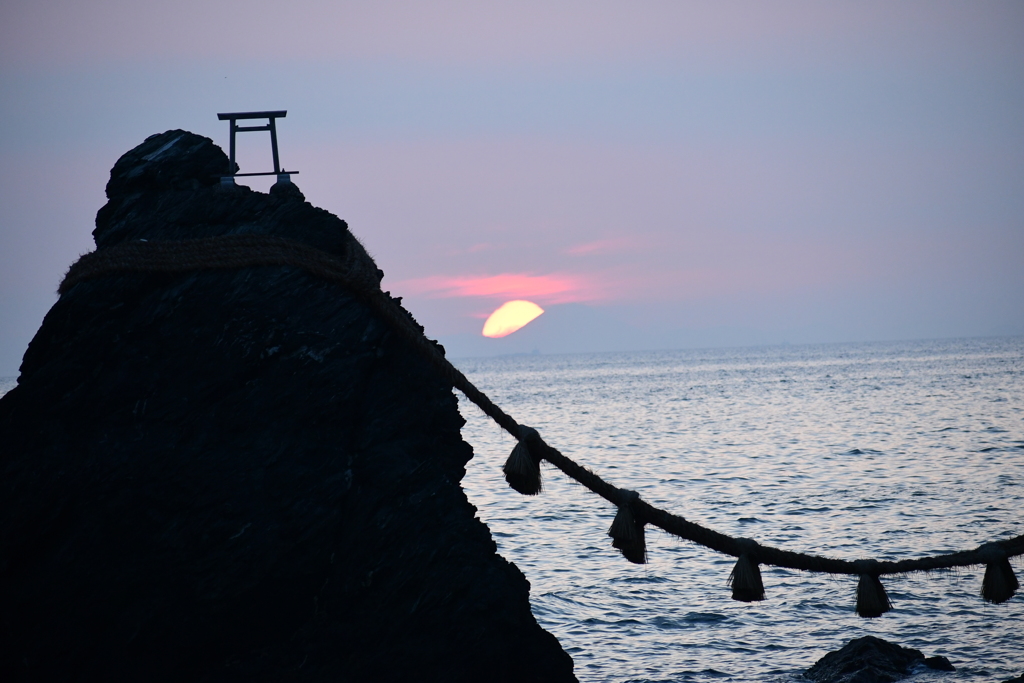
2;337;1021;680
454;337;1024;682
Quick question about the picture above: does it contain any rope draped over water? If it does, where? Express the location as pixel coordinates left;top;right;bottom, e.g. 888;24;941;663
60;233;1023;615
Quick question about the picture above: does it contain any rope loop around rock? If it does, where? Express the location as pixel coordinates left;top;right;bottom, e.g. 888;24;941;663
58;234;1024;611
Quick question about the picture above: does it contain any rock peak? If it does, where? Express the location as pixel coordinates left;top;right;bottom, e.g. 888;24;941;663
105;129;228;199
93;129;348;262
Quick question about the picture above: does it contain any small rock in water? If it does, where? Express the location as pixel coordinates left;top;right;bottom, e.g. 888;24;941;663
921;656;955;672
804;636;955;683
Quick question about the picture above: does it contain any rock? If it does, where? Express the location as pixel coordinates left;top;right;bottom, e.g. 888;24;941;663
0;130;576;682
1001;674;1024;683
921;656;955;672
269;176;305;202
804;636;954;683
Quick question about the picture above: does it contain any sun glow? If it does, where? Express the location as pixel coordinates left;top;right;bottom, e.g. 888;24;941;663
482;300;544;338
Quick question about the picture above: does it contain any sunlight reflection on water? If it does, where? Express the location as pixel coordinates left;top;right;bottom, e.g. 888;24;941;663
455;338;1024;683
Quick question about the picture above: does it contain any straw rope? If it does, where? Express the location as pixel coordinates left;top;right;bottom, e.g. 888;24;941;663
60;234;1023;603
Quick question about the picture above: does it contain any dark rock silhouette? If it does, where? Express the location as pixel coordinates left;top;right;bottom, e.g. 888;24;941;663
0;130;576;682
804;636;954;683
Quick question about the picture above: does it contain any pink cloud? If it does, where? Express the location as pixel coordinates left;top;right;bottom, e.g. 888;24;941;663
395;272;600;304
565;237;635;256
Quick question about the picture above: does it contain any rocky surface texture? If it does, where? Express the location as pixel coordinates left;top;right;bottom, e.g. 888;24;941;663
804;636;954;683
0;130;575;682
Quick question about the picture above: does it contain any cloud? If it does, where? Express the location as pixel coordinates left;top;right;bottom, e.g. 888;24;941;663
565;237;636;256
394;272;600;304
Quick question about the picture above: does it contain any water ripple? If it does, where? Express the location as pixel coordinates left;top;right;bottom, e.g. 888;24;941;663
456;338;1024;682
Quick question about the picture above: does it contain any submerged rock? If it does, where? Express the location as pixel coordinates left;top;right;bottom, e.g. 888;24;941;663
0;130;575;682
804;636;954;683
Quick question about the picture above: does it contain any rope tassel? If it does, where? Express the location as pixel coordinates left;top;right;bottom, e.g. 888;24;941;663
608;490;646;564
856;573;892;618
978;543;1019;604
503;425;543;495
729;545;765;602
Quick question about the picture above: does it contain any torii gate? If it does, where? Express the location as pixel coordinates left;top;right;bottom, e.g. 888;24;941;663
217;110;298;187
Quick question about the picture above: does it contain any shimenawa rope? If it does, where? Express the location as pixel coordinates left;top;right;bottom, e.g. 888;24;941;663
59;234;1023;617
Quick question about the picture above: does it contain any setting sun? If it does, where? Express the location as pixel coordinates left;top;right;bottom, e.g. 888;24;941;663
482;300;544;338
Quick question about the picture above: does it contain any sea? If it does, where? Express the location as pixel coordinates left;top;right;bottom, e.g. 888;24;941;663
2;336;1021;681
453;337;1024;682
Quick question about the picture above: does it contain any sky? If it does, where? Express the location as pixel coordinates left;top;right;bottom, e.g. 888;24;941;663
1;1;1023;373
